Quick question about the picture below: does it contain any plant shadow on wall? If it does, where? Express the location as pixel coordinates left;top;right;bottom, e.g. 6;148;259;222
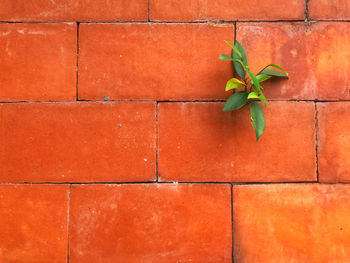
220;41;289;141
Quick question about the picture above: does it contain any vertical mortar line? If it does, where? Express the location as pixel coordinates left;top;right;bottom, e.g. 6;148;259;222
147;0;150;22
75;22;80;101
231;183;234;263
234;21;237;43
232;22;237;81
234;21;239;93
314;102;319;182
155;101;159;182
67;184;71;263
305;0;310;22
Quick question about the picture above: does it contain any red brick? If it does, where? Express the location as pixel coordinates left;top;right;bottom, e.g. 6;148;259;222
158;102;316;182
0;0;147;21
317;102;350;182
0;184;68;263
233;184;350;262
70;184;232;262
0;102;156;182
0;23;76;102
309;0;350;20
237;22;350;100
78;23;233;101
150;0;304;21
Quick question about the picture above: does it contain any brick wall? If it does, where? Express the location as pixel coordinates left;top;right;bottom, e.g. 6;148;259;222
1;0;350;262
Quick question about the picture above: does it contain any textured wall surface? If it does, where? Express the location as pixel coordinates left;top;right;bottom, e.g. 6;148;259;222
0;0;350;262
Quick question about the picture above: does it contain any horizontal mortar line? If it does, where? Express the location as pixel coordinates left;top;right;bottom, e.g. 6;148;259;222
77;99;229;103
3;19;350;24
0;99;156;104
80;19;305;24
0;181;230;185
0;181;334;185
1;99;350;104
232;181;318;185
157;99;350;103
310;19;350;22
265;99;350;103
0;100;78;104
1;19;350;25
81;20;232;24
0;20;147;24
156;99;226;103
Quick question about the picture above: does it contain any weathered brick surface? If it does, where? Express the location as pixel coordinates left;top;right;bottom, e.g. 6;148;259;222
0;102;156;182
234;184;350;262
237;22;350;100
70;184;232;262
150;0;305;21
78;23;233;101
1;0;350;261
158;102;316;182
309;0;350;20
0;0;148;21
318;102;350;182
0;184;68;263
0;23;76;102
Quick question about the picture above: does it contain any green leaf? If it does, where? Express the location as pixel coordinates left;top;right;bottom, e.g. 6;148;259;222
219;54;233;60
258;92;267;107
235;41;248;65
233;59;247;71
232;51;246;79
250;102;265;141
223;91;249;112
248;91;267;107
226;40;246;80
269;63;289;77
247;71;261;93
224;40;242;58
261;68;288;78
248;92;259;99
226;78;246;91
255;74;271;84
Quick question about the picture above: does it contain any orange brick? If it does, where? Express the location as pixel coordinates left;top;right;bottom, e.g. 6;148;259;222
70;184;232;262
150;0;304;21
158;102;316;182
309;0;350;20
78;23;233;101
318;102;350;182
237;22;350;100
0;102;156;182
0;184;68;262
0;23;76;102
0;0;147;21
233;184;350;262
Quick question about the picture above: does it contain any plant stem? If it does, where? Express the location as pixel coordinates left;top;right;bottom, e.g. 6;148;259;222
258;65;269;75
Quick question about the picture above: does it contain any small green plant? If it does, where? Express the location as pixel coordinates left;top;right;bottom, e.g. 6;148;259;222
219;40;289;141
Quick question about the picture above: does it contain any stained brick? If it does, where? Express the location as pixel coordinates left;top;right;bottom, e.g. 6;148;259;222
70;184;232;262
158;102;316;182
0;0;148;21
0;184;68;263
150;0;305;21
0;23;76;102
237;22;350;100
78;23;233;101
0;102;156;182
309;0;350;20
233;184;350;262
318;102;350;182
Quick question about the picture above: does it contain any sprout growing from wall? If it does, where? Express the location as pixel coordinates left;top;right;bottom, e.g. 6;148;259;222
220;40;289;141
